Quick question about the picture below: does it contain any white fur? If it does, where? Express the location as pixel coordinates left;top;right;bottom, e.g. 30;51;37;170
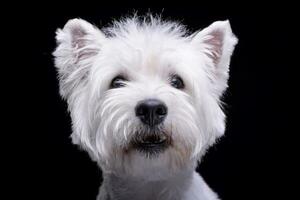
53;15;237;200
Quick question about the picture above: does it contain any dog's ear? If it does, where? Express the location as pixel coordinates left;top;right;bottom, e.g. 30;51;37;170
53;19;106;158
53;18;105;100
192;20;238;98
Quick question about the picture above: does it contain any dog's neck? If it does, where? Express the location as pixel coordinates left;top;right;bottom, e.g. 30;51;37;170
99;169;195;200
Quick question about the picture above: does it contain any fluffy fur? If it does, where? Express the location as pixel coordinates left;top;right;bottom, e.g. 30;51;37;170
53;15;237;200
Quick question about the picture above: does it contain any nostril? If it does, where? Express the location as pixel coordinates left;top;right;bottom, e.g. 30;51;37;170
156;106;167;116
136;105;147;116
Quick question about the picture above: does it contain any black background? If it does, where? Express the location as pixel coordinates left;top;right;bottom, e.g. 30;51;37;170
15;4;294;200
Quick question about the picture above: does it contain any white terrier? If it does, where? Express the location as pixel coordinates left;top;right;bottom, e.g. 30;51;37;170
53;15;237;200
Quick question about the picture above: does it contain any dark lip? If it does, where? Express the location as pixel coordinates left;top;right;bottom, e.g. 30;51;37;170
136;137;167;148
131;134;170;156
133;134;168;147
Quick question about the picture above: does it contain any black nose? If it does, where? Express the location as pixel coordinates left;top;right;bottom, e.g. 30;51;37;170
135;99;167;126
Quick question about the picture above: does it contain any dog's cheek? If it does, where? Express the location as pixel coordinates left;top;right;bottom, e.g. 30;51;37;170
92;97;139;168
194;94;226;153
169;143;194;169
161;93;202;155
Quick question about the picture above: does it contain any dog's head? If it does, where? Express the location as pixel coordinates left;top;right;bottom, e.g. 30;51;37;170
53;16;237;180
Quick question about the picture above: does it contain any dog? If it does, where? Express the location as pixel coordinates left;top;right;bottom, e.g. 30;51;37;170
53;15;237;200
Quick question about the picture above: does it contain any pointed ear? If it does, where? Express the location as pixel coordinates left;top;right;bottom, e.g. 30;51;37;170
53;18;105;100
192;20;238;97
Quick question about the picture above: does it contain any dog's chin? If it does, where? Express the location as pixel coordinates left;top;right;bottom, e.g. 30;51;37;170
131;132;171;157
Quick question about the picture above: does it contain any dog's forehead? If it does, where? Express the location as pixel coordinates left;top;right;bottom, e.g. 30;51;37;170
106;37;190;76
133;49;174;73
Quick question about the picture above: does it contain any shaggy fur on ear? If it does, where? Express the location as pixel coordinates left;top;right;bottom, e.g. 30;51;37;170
53;19;106;156
192;20;238;98
53;18;106;100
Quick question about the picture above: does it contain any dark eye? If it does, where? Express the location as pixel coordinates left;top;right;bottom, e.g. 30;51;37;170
170;75;184;89
110;76;127;88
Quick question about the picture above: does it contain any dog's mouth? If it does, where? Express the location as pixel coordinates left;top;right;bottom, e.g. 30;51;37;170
131;133;170;156
136;134;167;147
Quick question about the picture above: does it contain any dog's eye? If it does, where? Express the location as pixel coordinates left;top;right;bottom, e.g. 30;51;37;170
111;76;127;88
170;75;184;89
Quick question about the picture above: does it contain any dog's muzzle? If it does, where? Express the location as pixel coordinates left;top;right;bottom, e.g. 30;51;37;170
132;99;169;156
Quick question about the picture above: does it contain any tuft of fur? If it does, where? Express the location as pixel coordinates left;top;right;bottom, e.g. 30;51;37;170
53;15;237;200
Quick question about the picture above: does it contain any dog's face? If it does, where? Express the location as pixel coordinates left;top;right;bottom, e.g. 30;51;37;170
53;17;237;180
